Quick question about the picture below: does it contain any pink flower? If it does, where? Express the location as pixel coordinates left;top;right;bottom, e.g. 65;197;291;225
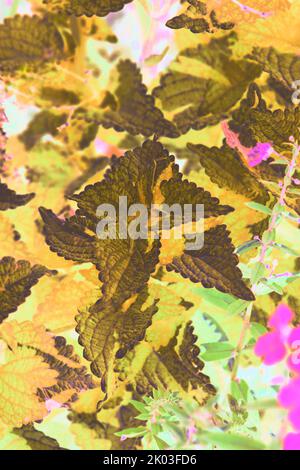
256;305;300;449
277;357;300;438
247;143;273;167
278;377;300;442
283;432;300;450
269;304;294;330
287;327;300;374
255;331;287;365
278;377;300;409
254;304;294;365
288;407;300;431
186;423;197;442
221;121;273;167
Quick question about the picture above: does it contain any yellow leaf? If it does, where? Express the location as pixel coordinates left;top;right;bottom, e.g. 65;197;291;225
34;267;100;332
146;279;199;348
208;0;290;25
236;2;300;54
0;320;57;354
70;423;111;450
0;349;57;437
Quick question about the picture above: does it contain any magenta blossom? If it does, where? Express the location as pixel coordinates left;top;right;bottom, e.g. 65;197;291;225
287;327;300;374
255;331;286;365
255;305;300;449
279;376;300;409
221;121;273;167
278;377;300;447
283;432;300;451
269;304;294;330
279;376;300;433
254;304;293;365
247;143;273;167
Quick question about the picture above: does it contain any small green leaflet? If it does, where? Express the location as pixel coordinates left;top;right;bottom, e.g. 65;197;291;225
200;430;266;450
245;202;272;216
250;322;268;341
200;342;234;361
235;239;261;255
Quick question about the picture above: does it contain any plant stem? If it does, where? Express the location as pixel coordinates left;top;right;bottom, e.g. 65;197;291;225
230;0;270;17
231;142;300;381
231;301;253;380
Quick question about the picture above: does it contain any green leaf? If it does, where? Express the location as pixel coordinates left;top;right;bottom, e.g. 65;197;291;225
253;282;276;296
282;212;300;223
115;426;147;438
231;379;248;403
262;229;276;244
192;311;226;343
254;273;300;296
250;322;268;341
250;261;266;285
226;299;249;316
272;242;299;256
270;272;300;286
238;263;253;279
245;202;272;216
135;414;150;421
247;399;278;410
201;430;266;450
129;399;148;414
192;287;237;310
153;435;169;450
260;279;284;295
200;342;234;361
236;240;261;255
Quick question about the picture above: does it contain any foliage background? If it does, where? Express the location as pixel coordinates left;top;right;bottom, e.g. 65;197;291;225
0;0;300;450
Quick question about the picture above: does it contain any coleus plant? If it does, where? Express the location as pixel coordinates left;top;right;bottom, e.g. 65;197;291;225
39;138;253;394
0;0;300;451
